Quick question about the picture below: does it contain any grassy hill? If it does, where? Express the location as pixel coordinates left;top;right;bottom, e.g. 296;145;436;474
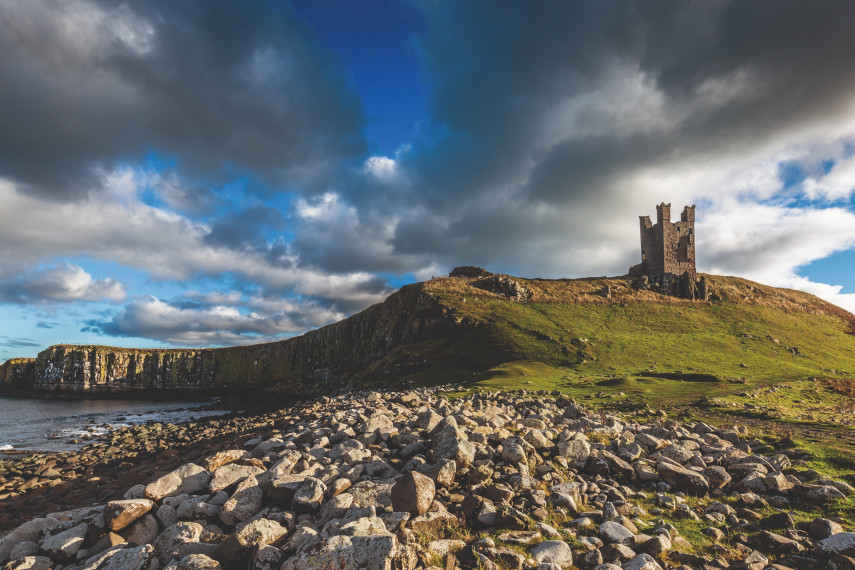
381;272;855;437
408;270;855;491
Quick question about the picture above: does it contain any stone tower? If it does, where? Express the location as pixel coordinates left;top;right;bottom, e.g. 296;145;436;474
629;203;695;276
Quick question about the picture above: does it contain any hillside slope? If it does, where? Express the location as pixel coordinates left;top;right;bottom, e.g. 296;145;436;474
2;270;855;399
423;273;855;400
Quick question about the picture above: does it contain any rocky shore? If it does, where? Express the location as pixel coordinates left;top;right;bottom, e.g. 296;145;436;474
1;388;854;570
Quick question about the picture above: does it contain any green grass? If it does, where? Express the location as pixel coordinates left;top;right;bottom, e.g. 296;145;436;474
420;277;855;409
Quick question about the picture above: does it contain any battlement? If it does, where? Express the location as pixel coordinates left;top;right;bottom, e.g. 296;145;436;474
629;202;696;277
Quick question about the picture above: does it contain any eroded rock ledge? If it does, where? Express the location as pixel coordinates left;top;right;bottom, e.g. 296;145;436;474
0;283;461;396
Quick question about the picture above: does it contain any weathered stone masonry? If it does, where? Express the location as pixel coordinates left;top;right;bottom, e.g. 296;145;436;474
630;203;708;300
629;202;696;276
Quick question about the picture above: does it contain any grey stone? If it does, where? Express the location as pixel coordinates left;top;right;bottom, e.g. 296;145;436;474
41;522;88;559
598;521;636;546
209;463;264;493
104;499;156;532
391;471;435;516
215;518;288;562
145;464;211;501
530;540;573;567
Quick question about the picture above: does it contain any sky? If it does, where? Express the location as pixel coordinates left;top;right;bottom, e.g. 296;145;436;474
3;0;855;361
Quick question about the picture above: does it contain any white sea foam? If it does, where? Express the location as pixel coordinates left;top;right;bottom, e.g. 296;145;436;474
0;444;13;451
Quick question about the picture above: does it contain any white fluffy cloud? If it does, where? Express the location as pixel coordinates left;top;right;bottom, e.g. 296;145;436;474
96;293;345;346
0;263;125;304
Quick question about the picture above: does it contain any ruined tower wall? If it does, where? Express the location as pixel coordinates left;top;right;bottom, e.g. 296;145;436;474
630;203;696;276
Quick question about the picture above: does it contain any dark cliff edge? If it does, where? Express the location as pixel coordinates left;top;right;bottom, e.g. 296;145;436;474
0;282;480;398
7;269;853;399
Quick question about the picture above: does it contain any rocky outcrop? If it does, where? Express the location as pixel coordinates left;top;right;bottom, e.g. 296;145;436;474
1;284;469;396
0;358;35;390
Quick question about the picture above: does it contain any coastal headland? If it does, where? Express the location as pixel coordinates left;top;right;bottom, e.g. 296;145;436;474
2;270;855;568
3;269;855;404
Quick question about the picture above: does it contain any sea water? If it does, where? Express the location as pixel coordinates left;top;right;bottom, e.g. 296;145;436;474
0;396;227;453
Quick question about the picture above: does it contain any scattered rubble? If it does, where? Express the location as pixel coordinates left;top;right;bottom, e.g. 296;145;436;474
0;388;852;569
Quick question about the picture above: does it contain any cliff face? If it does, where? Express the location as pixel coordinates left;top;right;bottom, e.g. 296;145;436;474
1;283;466;396
0;358;36;391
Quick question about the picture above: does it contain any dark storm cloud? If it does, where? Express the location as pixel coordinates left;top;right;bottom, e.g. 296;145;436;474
0;0;367;200
313;0;855;278
204;206;286;250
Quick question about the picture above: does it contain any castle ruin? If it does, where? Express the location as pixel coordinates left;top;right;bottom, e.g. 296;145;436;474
630;203;707;300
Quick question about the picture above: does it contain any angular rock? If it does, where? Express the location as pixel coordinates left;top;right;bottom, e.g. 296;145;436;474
105;499;156;532
203;449;249;472
3;557;53;570
215;518;288;562
432;437;475;471
820;533;855;557
637;534;670;557
339;516;391;537
41;522;88;559
280;534;415;570
530;540;573;567
349;479;395;508
622;553;663;570
153;522;205;566
145;463;211;501
409;511;457;537
391;471;435;516
703;465;732;489
94;544;158;570
220;476;263;526
555;438;591;467
656;461;709;495
810;517;845;540
599;450;635;483
599;521;636;546
209;463;264;493
162;553;222;569
291;477;326;513
124;514;160;546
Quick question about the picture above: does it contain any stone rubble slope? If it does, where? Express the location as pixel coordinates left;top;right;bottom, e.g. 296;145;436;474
1;388;854;570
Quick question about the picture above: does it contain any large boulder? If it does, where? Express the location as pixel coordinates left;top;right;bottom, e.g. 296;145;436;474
91;544;158;570
555;439;591;467
153;522;205;566
0;519;58;563
281;534;416;570
209;464;265;493
40;522;88;560
145;464;211;501
215;518;288;562
220;476;264;526
530;540;573;567
819;533;855;557
431;437;475;470
656;461;709;495
105;499;156;532
391;471;435;516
